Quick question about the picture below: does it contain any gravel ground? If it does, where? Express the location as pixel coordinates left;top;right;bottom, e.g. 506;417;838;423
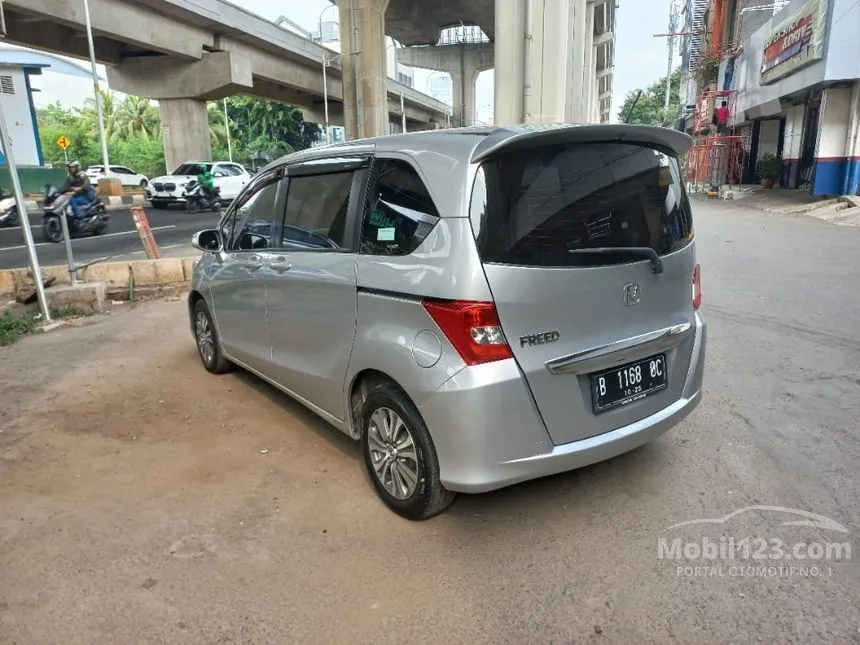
0;199;858;645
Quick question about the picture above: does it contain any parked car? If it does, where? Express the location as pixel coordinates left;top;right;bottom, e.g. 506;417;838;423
86;165;149;188
145;161;251;209
187;124;707;520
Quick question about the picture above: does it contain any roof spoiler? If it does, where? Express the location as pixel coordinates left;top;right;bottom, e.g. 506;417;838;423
470;124;694;164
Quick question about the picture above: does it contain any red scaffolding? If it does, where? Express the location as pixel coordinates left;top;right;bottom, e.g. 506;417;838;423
684;89;749;190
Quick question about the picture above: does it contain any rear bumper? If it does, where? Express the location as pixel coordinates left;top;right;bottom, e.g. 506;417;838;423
419;312;706;494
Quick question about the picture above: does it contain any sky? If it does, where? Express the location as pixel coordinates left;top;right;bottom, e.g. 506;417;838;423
25;0;675;124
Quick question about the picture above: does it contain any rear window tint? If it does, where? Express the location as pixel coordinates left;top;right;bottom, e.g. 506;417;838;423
360;159;440;256
471;142;694;267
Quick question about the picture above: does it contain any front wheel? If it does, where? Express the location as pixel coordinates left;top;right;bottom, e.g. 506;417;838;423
186;199;199;214
4;207;18;227
42;216;63;243
139;179;148;188
361;383;456;520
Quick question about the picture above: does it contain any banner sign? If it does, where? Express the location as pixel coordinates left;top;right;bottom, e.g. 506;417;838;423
760;0;828;85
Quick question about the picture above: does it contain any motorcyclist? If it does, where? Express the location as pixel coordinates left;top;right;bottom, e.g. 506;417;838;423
59;161;97;219
196;164;216;204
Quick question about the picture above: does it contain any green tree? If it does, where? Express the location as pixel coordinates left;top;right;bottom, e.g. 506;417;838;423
118;96;160;141
618;68;682;126
76;89;124;142
35;91;320;176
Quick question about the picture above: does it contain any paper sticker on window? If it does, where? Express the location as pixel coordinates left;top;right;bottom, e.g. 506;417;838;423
377;227;396;241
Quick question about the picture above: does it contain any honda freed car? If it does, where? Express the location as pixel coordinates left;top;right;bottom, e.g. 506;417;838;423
188;124;706;520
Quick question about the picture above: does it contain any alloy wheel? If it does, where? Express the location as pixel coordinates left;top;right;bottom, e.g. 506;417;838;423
367;407;420;500
195;309;215;365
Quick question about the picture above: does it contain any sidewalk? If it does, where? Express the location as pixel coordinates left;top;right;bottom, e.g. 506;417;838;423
21;194;148;213
698;185;860;226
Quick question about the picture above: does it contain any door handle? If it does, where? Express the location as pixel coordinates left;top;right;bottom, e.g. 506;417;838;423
268;256;292;273
243;254;264;271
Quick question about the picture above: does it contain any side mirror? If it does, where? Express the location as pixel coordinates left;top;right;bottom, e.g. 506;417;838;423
213;172;226;178
192;229;222;252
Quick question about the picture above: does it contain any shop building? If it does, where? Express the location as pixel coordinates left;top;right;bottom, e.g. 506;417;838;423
728;0;860;195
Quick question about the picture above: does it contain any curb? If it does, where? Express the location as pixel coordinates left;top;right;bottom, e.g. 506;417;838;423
22;194;148;214
0;255;199;300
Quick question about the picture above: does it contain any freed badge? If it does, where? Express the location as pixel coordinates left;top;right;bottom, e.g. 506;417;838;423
519;331;560;348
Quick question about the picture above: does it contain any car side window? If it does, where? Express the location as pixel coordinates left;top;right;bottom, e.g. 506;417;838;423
227;164;245;176
222;174;282;251
281;171;354;251
360;159;440;256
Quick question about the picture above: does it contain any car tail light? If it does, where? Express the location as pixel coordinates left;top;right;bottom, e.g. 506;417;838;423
692;263;702;310
421;299;513;366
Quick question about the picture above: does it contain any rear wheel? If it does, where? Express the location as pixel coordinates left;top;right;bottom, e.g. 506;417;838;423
42;216;63;243
139;179;148;188
361;383;455;520
193;299;233;374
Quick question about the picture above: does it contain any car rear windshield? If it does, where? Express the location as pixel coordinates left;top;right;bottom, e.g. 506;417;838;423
471;142;694;267
173;163;211;175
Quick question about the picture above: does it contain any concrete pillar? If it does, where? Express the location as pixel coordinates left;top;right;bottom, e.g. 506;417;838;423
523;0;570;123
494;0;525;125
565;0;588;122
398;44;493;127
337;0;390;140
450;67;481;127
158;98;211;173
581;0;595;123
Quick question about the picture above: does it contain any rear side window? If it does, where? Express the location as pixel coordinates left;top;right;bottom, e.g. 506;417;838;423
360;159;440;256
472;143;694;267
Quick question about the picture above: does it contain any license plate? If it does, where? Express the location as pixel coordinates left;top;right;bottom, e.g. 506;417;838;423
591;353;668;413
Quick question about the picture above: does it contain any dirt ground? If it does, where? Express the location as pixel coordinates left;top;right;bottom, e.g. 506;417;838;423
1;201;859;644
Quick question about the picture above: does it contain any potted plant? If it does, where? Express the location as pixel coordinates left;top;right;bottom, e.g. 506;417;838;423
758;153;781;189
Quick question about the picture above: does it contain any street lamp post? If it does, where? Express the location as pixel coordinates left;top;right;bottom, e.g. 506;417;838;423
223;98;233;161
319;4;338;145
83;0;110;178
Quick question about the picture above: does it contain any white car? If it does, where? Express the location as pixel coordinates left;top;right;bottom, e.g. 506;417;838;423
86;165;150;188
145;161;251;209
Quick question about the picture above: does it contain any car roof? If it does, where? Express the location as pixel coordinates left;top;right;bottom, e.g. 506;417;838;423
256;123;694;217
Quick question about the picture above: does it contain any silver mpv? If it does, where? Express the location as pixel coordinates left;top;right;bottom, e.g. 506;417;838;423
188;124;707;520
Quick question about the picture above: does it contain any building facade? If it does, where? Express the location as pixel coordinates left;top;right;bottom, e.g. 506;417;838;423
688;0;860;195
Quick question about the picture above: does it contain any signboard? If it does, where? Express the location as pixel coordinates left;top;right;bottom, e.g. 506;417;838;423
760;0;829;85
56;135;71;150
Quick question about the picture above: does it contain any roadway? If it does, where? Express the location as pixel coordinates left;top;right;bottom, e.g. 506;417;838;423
0;206;214;270
0;198;858;642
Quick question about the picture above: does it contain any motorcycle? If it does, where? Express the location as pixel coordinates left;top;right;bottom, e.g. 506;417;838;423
183;180;222;213
41;185;109;243
0;188;19;228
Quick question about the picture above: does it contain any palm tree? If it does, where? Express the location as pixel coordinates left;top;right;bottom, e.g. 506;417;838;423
76;89;123;142
118;95;160;141
207;102;228;148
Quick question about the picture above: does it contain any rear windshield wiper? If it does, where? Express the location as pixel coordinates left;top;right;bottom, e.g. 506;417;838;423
568;247;664;274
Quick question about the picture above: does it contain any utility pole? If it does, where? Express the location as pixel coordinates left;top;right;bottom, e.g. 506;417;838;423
83;0;110;175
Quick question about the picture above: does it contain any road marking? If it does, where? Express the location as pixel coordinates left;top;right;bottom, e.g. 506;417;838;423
0;225;177;252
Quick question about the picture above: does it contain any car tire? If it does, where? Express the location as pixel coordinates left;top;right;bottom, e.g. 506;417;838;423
361;383;456;520
139;179;148;188
192;299;233;375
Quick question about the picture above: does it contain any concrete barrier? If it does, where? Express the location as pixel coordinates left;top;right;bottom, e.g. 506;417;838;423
22;194;149;213
0;256;199;303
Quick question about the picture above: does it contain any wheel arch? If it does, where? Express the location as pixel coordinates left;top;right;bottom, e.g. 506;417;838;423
347;368;419;440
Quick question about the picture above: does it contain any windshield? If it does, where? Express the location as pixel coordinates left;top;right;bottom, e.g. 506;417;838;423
173;163;211;176
472;142;694;267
